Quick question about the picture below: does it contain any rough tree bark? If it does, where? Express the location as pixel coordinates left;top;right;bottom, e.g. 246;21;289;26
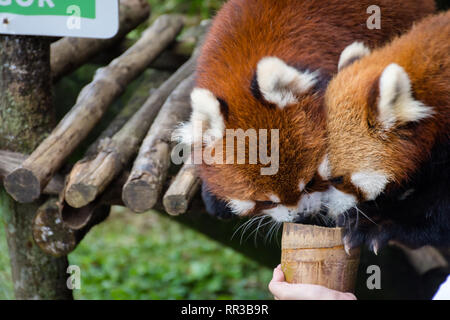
65;59;195;208
33;197;110;257
163;163;200;216
121;62;202;212
0;36;72;300
0;150;64;195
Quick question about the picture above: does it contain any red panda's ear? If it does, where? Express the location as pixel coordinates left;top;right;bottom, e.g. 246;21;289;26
376;64;434;130
173;88;225;147
338;42;370;71
256;57;318;108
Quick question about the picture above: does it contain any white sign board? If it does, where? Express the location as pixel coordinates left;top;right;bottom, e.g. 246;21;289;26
0;0;119;38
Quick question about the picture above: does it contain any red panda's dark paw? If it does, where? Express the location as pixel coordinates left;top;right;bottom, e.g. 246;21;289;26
337;211;366;252
338;210;393;254
364;230;393;255
342;225;392;255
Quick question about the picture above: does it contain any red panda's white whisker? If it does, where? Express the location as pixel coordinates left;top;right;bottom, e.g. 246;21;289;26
246;216;273;244
243;215;269;246
253;215;272;246
232;215;268;245
355;207;378;226
244;216;269;241
265;220;282;244
231;217;256;241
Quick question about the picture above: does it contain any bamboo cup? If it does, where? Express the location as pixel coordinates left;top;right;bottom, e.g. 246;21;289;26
281;222;360;293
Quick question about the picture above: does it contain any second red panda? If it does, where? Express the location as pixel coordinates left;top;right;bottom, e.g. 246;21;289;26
176;0;436;223
324;11;450;251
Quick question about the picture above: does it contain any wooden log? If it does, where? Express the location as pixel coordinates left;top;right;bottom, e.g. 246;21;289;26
122;22;210;213
85;70;171;157
64;59;196;209
281;223;360;293
91;40;191;72
163;163;200;216
123;74;195;212
1;70;169;193
61;171;129;231
4;15;184;204
32;197;110;257
0;150;24;179
0;150;64;195
61;70;169;208
51;0;151;81
0;149;128;203
91;22;209;71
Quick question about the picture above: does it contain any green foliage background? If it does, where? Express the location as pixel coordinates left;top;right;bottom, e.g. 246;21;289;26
70;208;272;300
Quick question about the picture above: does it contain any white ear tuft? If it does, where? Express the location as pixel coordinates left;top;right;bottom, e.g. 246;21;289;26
377;64;434;130
256;57;318;108
173;88;225;146
318;154;331;180
338;42;370;71
351;170;389;200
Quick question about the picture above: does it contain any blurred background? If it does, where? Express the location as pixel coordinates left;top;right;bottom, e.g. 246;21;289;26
1;0;449;300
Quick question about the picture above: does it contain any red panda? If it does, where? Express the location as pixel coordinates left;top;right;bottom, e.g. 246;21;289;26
175;0;436;223
324;11;450;252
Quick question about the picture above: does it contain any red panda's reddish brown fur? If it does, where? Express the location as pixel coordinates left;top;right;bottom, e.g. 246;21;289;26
326;11;450;197
182;0;435;220
323;11;450;250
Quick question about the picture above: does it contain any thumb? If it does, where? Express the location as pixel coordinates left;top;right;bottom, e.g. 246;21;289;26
268;265;290;299
271;264;285;282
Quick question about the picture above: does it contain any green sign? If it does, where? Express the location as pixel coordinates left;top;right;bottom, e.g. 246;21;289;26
0;1;95;19
0;0;118;39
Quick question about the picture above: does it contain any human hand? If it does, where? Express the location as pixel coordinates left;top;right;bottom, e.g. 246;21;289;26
268;264;357;300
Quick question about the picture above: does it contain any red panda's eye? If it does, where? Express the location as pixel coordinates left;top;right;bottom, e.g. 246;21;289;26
217;98;229;121
305;178;315;190
330;176;344;185
257;201;277;206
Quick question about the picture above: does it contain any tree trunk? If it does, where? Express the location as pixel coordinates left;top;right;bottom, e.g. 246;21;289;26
0;35;72;300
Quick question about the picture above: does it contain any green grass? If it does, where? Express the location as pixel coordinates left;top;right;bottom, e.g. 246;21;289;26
0;207;273;300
